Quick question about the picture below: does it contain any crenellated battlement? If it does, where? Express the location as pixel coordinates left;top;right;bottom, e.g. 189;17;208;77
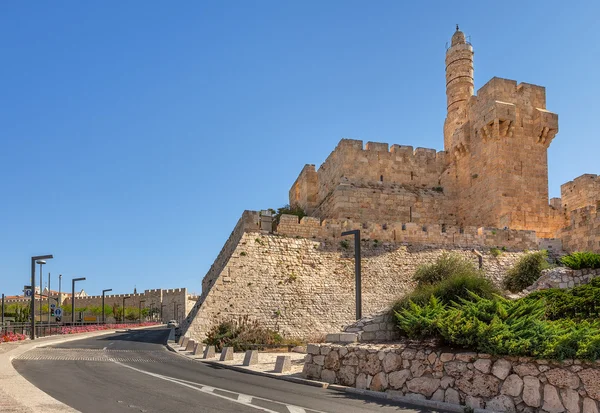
275;213;537;250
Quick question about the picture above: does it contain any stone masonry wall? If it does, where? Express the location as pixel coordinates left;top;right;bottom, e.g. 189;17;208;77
303;343;600;413
276;214;538;251
559;206;600;253
561;174;600;214
181;230;525;342
525;267;600;293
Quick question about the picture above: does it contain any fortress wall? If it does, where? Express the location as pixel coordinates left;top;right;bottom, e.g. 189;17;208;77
182;232;525;342
291;139;447;218
276;214;538;251
561;174;600;214
311;182;455;224
560;205;600;253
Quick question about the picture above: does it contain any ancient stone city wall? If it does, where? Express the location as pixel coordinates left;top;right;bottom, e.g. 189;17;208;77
561;174;600;214
181;230;525;342
560;205;600;253
302;343;600;413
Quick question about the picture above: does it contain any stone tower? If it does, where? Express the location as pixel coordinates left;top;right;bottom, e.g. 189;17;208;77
441;28;562;238
444;26;474;154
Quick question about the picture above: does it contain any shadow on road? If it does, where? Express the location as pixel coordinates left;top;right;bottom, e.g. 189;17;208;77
96;327;170;345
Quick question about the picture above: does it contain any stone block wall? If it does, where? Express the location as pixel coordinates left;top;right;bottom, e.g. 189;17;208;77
343;310;400;342
559;206;600;253
276;213;538;251
303;343;600;413
180;227;525;342
561;174;600;214
525;267;600;293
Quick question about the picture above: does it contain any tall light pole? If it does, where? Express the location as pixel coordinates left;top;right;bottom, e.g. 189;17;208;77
47;272;51;323
161;304;165;323
58;274;62;302
36;260;46;323
122;296;130;323
31;255;53;340
102;289;112;324
71;277;86;325
139;300;145;323
341;229;362;320
177;304;182;324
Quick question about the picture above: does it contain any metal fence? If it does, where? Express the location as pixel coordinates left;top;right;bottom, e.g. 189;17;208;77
1;320;148;340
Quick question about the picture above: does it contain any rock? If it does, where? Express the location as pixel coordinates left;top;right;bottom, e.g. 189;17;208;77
338;365;356;386
406;377;441;398
455;370;500;398
388;369;411;389
431;388;445;402
578;369;600;401
427;352;437;364
444;361;468;378
465;395;483;409
486;395;516;413
404;392;426;401
514;363;540;377
342;352;359;366
444;388;460;405
307;344;321;355
439;353;454;362
370;372;388;392
402;348;417;360
410;360;427;378
543;384;565;413
474;358;492;374
339;347;348;357
324;351;340;370
358;353;381;376
382;352;402;373
522;376;542;407
302;363;322;379
355;373;371;390
501;374;524;397
583;398;599;413
492;359;512;380
546;368;580;390
320;346;331;356
560;388;580;413
440;376;454;389
321;369;336;384
456;352;477;362
313;355;325;366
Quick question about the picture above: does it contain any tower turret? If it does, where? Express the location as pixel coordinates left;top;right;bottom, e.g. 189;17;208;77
444;26;474;153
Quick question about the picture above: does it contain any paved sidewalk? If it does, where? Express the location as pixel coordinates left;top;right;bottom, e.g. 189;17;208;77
0;326;159;413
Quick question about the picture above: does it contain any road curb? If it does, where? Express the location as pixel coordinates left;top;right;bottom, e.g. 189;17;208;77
166;342;497;413
1;325;162;413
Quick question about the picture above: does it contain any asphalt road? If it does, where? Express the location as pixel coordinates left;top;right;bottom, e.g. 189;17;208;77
12;327;447;413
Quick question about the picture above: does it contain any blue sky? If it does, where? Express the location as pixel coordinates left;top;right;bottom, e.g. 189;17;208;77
1;1;599;297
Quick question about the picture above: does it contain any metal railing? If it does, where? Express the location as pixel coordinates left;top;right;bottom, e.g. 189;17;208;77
1;323;63;338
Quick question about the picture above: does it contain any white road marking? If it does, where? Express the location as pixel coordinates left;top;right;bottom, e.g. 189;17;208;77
113;361;328;413
238;394;253;403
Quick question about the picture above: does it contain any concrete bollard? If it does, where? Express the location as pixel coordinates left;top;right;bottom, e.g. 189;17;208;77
203;345;216;359
185;339;196;352
168;328;175;342
274;355;291;373
193;343;204;356
181;337;190;349
243;350;258;366
220;346;234;361
177;335;184;345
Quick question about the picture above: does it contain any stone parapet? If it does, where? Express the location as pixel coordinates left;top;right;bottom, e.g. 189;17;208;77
303;342;600;413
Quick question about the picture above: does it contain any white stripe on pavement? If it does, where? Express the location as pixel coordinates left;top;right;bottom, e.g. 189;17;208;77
238;394;253;403
287;406;306;413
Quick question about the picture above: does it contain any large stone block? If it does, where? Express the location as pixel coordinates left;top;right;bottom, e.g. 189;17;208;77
185;339;196;352
220;346;234;361
203;345;216;359
243;350;258;366
274;356;291;373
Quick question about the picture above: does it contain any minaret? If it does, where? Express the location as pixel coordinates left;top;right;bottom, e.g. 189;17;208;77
443;25;474;153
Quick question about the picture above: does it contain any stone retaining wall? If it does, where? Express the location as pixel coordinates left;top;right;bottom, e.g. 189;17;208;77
525;267;600;293
343;310;399;342
302;343;600;413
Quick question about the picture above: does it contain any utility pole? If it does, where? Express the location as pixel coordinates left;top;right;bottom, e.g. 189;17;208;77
31;255;53;340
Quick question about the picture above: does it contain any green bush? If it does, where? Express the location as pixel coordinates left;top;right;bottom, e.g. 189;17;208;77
523;277;600;321
503;251;549;292
204;317;283;351
393;273;500;313
490;248;502;257
560;251;600;270
395;291;600;360
413;252;481;286
273;204;306;225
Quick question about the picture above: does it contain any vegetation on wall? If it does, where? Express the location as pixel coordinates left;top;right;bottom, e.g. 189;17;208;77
204;316;283;351
273;204;306;225
412;252;481;286
560;251;600;270
503;250;549;292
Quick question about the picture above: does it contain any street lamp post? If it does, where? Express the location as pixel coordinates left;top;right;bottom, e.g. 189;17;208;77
341;229;362;320
102;289;112;324
139;300;145;323
47;272;51;323
36;260;46;324
1;293;4;327
177;304;182;324
161;304;165;323
173;302;177;321
30;255;53;340
122;296;130;323
71;277;86;325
